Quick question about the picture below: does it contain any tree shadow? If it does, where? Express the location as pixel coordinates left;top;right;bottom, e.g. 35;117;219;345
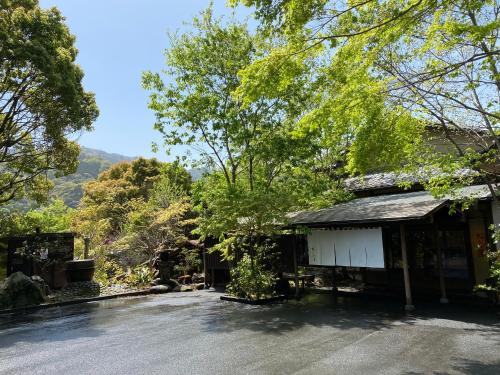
199;291;500;338
0;304;103;349
199;292;404;335
404;359;500;375
0;296;152;349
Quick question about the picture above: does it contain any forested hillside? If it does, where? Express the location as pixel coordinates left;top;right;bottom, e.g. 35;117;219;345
51;147;136;208
5;148;136;211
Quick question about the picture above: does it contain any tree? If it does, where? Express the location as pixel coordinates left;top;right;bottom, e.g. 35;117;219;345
123;176;196;268
143;8;331;257
71;158;193;284
0;0;98;205
73;158;188;236
0;199;74;237
233;0;500;196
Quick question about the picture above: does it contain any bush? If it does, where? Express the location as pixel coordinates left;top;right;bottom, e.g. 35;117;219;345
93;258;122;286
174;248;202;279
124;266;156;288
226;254;277;300
475;225;500;301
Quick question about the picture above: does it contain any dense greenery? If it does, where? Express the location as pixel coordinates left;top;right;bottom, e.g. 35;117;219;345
0;0;98;205
226;237;280;299
229;0;500;294
143;8;345;264
72;158;195;286
476;225;500;300
232;0;499;194
3;1;499;297
50;147;134;208
0;199;74;237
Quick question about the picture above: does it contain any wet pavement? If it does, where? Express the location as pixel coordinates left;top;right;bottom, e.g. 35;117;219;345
0;290;499;374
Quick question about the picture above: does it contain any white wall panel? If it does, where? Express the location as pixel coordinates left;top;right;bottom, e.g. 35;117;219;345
307;228;385;268
320;231;336;266
333;231;351;266
361;229;385;268
307;231;321;265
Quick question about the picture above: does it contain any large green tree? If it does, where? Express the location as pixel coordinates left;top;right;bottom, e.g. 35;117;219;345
143;8;334;257
74;158;191;237
233;0;500;195
0;0;98;205
71;158;193;284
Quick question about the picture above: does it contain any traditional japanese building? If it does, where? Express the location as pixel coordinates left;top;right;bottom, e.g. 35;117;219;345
287;173;498;309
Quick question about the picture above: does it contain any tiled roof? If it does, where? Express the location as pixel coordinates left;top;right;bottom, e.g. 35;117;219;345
343;169;478;192
288;185;492;227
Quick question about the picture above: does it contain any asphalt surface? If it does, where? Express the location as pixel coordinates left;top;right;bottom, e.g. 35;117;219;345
0;290;499;375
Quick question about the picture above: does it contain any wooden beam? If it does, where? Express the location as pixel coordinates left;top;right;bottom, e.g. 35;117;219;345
400;223;415;311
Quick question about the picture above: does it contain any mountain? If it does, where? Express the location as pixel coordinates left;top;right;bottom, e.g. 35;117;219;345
6;147;203;211
50;147;136;208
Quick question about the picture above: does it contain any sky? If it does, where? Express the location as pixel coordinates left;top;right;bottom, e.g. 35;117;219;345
39;0;254;162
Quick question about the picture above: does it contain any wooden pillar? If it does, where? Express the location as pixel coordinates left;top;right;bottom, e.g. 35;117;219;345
83;237;90;259
400;223;415;311
211;267;215;289
433;224;448;303
203;249;208;289
331;267;338;293
292;231;300;299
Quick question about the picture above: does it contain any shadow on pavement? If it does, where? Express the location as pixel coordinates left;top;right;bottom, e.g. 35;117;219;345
201;291;500;337
404;359;500;375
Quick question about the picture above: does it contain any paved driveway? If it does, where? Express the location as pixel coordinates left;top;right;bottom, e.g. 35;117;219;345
0;290;499;375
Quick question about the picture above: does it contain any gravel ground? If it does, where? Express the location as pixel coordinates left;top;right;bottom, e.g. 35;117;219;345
47;282;141;303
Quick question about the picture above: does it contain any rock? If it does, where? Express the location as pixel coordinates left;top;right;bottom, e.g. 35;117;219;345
180;285;194;292
0;272;47;309
178;275;191;284
191;273;205;283
172;285;181;292
149;285;170;294
31;275;50;296
193;283;205;290
151;278;162;286
163;279;180;288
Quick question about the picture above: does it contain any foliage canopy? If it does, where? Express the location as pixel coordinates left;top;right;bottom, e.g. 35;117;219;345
0;0;98;205
232;0;500;195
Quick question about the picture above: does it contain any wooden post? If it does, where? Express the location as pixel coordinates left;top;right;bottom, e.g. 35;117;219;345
203;249;209;289
400;223;415;311
433;224;448;304
331;267;338;293
292;231;300;299
83;237;90;259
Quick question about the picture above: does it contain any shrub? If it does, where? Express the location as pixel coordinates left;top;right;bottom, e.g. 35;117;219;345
226;254;277;300
93;258;122;286
475;225;500;300
124;266;156;288
174;248;202;279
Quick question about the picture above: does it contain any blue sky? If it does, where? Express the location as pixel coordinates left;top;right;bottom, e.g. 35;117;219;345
39;0;253;162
